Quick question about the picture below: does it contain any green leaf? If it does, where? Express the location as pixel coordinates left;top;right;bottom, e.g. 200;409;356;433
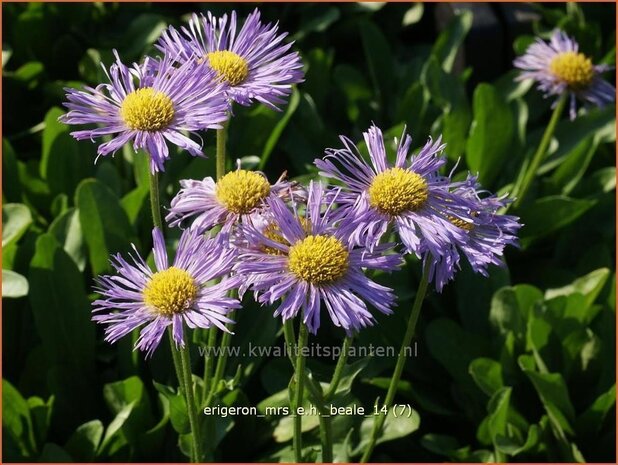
426;318;486;400
521;368;575;435
3;43;12;67
353;408;420;454
76;179;135;275
121;185;149;227
65;420;104;462
469;358;504;396
420;433;460;457
489;285;543;339
78;48;112;84
259;87;300;170
28;233;96;427
365;377;456;416
3;139;22;201
292;6;340;41
402;3;424;26
544;105;616;170
526;316;555;373
576;384;615;436
331;357;370;398
545;268;610;310
422;57;470;159
153;382;190;435
518;196;597;244
28;396;54;453
48;208;86;271
495;423;540;456
28;233;94;369
431;10;472;72
333;64;373;123
103;376;154;444
551;135;599;195
465;83;515;186
121;13;167;60
39;443;73;461
2;379;36;458
394;82;427;134
2;269;29;298
98;403;133;456
359;19;394;106
573;166;616;197
2;203;32;248
41;107;93;197
12;61;45;88
487;387;511;443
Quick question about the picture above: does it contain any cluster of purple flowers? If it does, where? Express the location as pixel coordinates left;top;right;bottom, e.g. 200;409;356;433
60;9;525;356
91;122;521;353
61;8;304;173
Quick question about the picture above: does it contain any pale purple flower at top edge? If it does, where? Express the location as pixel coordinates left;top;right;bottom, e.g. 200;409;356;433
235;181;404;335
514;29;615;120
157;8;304;110
92;228;241;357
315;124;476;260
59;51;231;173
165;167;306;235
422;174;522;292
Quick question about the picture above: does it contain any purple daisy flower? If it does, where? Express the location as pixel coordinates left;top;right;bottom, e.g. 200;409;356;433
235;182;403;334
59;51;230;173
166;168;305;234
514;30;615;120
157;8;304;110
315;124;474;259
424;174;521;291
92;228;240;357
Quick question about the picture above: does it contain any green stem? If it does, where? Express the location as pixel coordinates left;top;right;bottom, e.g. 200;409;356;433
203;124;233;408
512;94;567;210
283;320;333;462
168;331;185;397
180;339;204;463
324;336;353;402
216;122;228;180
292;321;309;462
201;328;218;404
148;168;163;230
319;414;334;463
205;319;234;406
360;260;431;463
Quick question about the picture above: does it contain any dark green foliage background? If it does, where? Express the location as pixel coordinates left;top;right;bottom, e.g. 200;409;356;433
2;2;616;462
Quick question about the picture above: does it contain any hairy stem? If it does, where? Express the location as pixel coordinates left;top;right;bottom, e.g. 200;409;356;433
180;340;204;463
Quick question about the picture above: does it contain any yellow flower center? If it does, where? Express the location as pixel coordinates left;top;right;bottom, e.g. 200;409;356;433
288;235;349;284
549;51;594;89
120;87;175;131
215;170;271;214
261;223;289;255
143;267;198;316
368;167;429;216
206;50;249;86
448;215;474;231
261;219;311;255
